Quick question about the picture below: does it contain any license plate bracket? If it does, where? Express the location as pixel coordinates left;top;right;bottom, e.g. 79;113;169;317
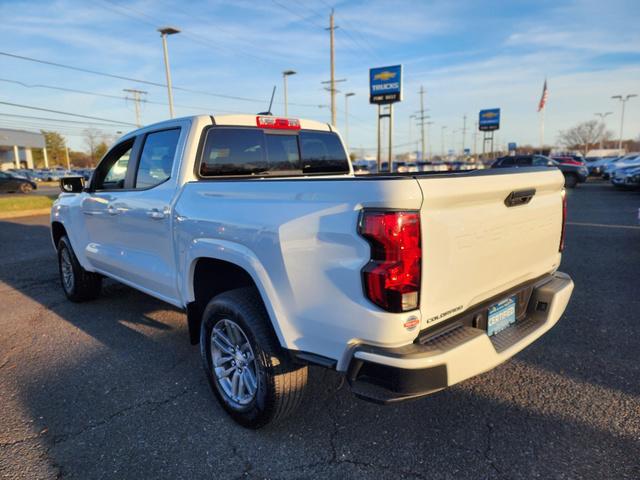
487;296;517;336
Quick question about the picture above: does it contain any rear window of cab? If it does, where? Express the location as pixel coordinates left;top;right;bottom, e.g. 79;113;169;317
199;127;350;177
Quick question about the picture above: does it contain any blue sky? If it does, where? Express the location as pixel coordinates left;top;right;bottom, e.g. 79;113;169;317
0;0;639;155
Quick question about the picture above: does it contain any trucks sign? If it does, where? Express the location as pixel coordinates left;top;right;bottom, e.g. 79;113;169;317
479;108;500;131
370;65;402;104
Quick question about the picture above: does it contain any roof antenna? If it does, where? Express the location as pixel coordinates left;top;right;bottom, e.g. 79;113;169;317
258;85;276;116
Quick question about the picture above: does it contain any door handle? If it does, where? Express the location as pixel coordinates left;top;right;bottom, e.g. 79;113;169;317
147;208;167;220
107;205;120;216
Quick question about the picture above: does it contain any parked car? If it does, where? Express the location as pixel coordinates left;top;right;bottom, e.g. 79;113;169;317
492;154;587;188
602;154;640;179
587;156;619;176
51;114;573;428
0;171;38;193
611;165;640;189
552;155;585;166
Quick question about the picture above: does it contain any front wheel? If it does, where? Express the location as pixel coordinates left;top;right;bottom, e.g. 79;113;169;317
19;183;33;193
200;288;308;429
57;236;102;302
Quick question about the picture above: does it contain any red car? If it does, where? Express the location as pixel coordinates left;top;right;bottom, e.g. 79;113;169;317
551;155;585;166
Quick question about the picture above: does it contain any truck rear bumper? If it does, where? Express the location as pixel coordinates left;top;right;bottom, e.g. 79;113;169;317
346;271;574;404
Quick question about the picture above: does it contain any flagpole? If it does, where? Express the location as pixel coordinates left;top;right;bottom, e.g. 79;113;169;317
540;108;545;152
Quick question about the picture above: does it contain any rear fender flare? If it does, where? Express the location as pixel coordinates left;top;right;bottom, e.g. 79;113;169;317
181;238;292;348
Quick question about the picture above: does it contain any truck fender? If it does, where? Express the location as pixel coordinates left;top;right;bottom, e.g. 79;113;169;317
181;238;293;349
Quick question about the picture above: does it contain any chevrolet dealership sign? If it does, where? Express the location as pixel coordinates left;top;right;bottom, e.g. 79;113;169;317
369;65;402;104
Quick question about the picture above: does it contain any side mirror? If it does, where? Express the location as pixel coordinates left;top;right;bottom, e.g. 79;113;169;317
60;176;85;193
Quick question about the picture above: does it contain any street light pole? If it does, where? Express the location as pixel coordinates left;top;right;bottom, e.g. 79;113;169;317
158;26;180;119
611;94;637;151
344;92;355;152
409;115;416;157
426;121;434;160
594;112;613;150
441;126;447;157
282;70;296;117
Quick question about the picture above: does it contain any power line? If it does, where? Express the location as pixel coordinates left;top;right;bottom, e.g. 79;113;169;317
313;0;380;60
0;77;256;115
0;112;131;128
0;51;326;108
0;101;136;126
100;0;273;65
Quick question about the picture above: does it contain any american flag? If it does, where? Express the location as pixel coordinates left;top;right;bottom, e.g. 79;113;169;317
537;79;548;112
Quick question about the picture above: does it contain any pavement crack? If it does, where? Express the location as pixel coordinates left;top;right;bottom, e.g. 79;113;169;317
484;421;504;478
52;388;191;445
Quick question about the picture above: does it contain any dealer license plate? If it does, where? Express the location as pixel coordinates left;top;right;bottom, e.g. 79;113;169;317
487;296;516;336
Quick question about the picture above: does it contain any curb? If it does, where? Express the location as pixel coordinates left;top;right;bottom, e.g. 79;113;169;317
0;208;51;220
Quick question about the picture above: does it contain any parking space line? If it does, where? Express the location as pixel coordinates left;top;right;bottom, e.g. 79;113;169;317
567;222;640;230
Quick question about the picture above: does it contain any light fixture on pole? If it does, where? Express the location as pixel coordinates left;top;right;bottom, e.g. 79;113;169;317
158;26;180;119
611;94;637;150
344;92;355;151
594;112;613;150
282;70;296;117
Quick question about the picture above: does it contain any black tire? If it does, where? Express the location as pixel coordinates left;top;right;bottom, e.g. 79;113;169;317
200;287;308;429
564;174;578;189
57;236;102;302
19;183;33;193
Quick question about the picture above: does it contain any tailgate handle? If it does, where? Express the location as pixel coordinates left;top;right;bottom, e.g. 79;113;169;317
505;188;536;207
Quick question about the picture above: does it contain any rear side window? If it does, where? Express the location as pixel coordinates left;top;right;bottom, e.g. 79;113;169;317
497;157;515;167
299;131;349;173
199;127;349;177
515;157;533;166
135;128;180;189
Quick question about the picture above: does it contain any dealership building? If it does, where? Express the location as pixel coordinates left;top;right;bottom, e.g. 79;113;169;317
0;128;48;171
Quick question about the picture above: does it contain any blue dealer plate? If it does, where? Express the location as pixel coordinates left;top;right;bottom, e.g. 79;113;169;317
487;296;517;336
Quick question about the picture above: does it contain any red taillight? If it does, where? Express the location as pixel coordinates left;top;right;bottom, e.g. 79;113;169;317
560;190;567;252
359;210;421;313
256;116;301;130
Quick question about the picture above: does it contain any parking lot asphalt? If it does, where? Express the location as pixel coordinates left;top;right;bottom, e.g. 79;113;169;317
1;181;638;479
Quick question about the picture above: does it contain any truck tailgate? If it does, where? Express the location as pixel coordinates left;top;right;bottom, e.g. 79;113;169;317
416;168;565;328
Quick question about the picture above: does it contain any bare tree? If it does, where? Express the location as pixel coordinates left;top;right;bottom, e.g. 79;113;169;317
83;128;102;163
557;120;613;156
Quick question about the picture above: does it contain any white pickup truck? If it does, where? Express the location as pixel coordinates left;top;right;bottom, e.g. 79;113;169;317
51;114;574;428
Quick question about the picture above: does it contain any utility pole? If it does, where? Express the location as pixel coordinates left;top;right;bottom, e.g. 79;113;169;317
65;146;71;170
611;94;637;150
344;92;355;152
123;88;147;127
326;10;338;126
441;126;447;157
594;112;613;150
418;86;426;162
473;122;478;161
158;26;180;119
461;115;467;155
409;115;416;157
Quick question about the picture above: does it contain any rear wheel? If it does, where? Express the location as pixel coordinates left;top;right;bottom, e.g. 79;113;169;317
57;236;102;302
564;174;578;189
19;183;33;193
200;287;308;428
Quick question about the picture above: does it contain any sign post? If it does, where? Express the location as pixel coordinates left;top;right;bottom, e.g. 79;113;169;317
370;65;402;172
478;108;500;161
